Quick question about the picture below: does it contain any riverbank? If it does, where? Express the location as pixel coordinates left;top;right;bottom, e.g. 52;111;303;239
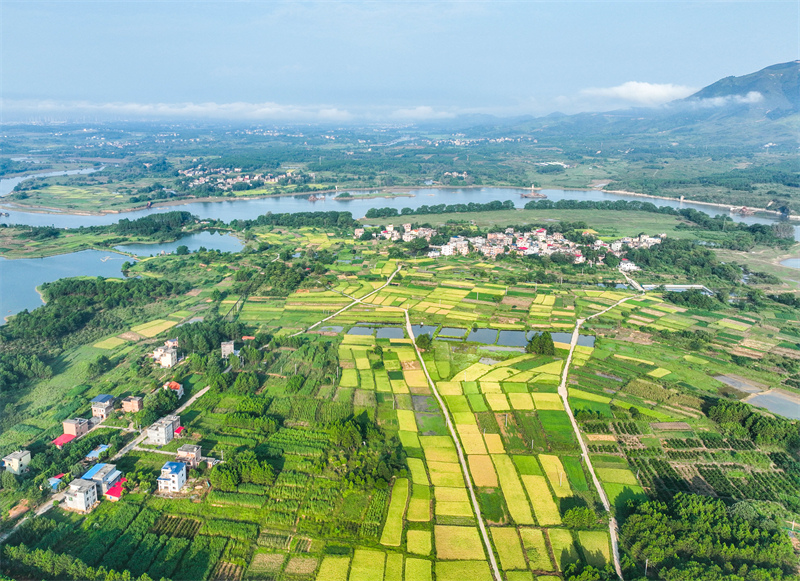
0;186;419;216
600;188;799;221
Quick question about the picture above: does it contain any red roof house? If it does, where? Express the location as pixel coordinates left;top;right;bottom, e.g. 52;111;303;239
52;434;76;448
105;477;128;501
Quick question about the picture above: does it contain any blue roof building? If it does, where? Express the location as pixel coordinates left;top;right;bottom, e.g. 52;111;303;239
85;444;110;460
82;463;106;480
91;394;114;404
157;461;187;493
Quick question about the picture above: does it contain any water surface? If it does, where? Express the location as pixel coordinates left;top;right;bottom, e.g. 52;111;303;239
114;231;243;256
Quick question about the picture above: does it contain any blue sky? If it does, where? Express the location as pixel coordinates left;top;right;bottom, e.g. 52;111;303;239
2;1;798;121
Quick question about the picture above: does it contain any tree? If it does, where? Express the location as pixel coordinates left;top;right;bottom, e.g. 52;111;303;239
175;245;189;255
1;470;18;490
562;506;597;529
415;333;432;351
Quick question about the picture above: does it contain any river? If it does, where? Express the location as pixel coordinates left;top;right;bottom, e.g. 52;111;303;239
0;166;102;197
1;176;798;320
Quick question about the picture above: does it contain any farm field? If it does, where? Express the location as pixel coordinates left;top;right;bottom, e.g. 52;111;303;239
1;208;799;581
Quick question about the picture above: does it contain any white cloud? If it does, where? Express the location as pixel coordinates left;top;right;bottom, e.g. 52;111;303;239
390;106;457;120
0;99;354;122
692;91;764;108
581;81;697;106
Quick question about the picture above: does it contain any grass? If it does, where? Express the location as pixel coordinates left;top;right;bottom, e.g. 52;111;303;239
434;525;486;560
596;467;639;486
468;455;499;487
317;556;351;581
490;527;527;570
577;531;611;568
130;318;177;337
491;454;534;525
436;560;494;581
407;530;432;555
348;550;385;581
519;528;554;571
548;528;580;571
521;475;562;526
93;336;127;350
380;478;409;547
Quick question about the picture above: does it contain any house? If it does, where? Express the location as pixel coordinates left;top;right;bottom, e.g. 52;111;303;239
164;338;179;349
47;473;65;491
90;394;114;420
163;381;184;399
176;444;202;468
52;434;76;449
353;228;365;239
85;444;110;461
221;341;235;359
121;396;144;413
158;347;178;369
63;418;90;438
619;259;640;272
147;415;181;446
64;479;98;513
104;478;127;502
82;463;122;493
2;450;31;475
157;462;187;493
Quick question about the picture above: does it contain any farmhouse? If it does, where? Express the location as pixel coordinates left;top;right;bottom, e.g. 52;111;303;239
90;394;114;420
163;381;184;399
121;395;144;413
176;444;202;468
64;479;99;513
2;450;31;475
83;462;123;493
157;461;187;493
221;340;235;358
62;418;90;438
147;415;181;446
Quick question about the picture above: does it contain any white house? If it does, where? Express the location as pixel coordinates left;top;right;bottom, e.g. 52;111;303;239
64;479;98;513
157;462;187;493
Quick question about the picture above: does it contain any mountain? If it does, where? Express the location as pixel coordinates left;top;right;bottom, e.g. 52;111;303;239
461;61;800;148
684;60;800;117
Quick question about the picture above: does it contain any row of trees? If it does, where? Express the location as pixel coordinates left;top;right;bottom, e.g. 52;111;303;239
209;450;275;491
365;199;516;218
707;399;800;451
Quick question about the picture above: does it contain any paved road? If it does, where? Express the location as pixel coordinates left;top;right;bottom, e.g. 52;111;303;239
290;266;402;337
404;309;503;581
557;291;643;580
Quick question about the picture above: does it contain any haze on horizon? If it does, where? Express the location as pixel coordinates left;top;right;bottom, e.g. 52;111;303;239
1;0;798;123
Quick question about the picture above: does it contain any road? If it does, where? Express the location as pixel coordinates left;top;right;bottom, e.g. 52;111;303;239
557;290;643;580
404;309;503;581
290;266;402;337
0;385;213;542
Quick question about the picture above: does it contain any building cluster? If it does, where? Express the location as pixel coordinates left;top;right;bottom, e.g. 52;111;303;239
360;224;664;267
179;165;292;191
51;392;144;449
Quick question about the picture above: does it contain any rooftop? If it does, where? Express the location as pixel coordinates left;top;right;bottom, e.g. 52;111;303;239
2;450;29;460
52;434;76;446
82;463;108;480
90;394;114;404
85;444;110;460
69;478;97;492
161;461;186;475
105;478;128;499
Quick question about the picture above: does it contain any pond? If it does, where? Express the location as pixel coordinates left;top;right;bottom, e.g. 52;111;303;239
781;258;800;270
0;250;127;320
376;327;405;339
346;326;373;335
437;327;467;338
114;231;243;256
744;389;800;421
485;330;597;348
410;324;438;338
467;328;499;344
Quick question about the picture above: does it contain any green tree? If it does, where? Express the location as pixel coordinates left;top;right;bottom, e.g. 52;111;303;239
415;333;432;351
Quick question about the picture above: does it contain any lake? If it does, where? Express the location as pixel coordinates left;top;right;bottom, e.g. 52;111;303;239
114;231;243;256
1;181;797;321
0;250;128;319
0;166;101;197
780;258;800;270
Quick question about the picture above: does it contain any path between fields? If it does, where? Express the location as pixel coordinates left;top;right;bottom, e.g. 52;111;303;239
558;290;643;580
289;266;402;337
300;265;502;580
403;309;503;581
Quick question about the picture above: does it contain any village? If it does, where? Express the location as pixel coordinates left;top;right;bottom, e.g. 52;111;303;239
355;223;665;270
178;165;295;191
0;337;233;518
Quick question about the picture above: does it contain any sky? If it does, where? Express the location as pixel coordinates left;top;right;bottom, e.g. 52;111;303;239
1;0;798;122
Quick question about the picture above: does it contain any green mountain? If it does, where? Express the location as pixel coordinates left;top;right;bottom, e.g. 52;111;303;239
461;61;800;149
